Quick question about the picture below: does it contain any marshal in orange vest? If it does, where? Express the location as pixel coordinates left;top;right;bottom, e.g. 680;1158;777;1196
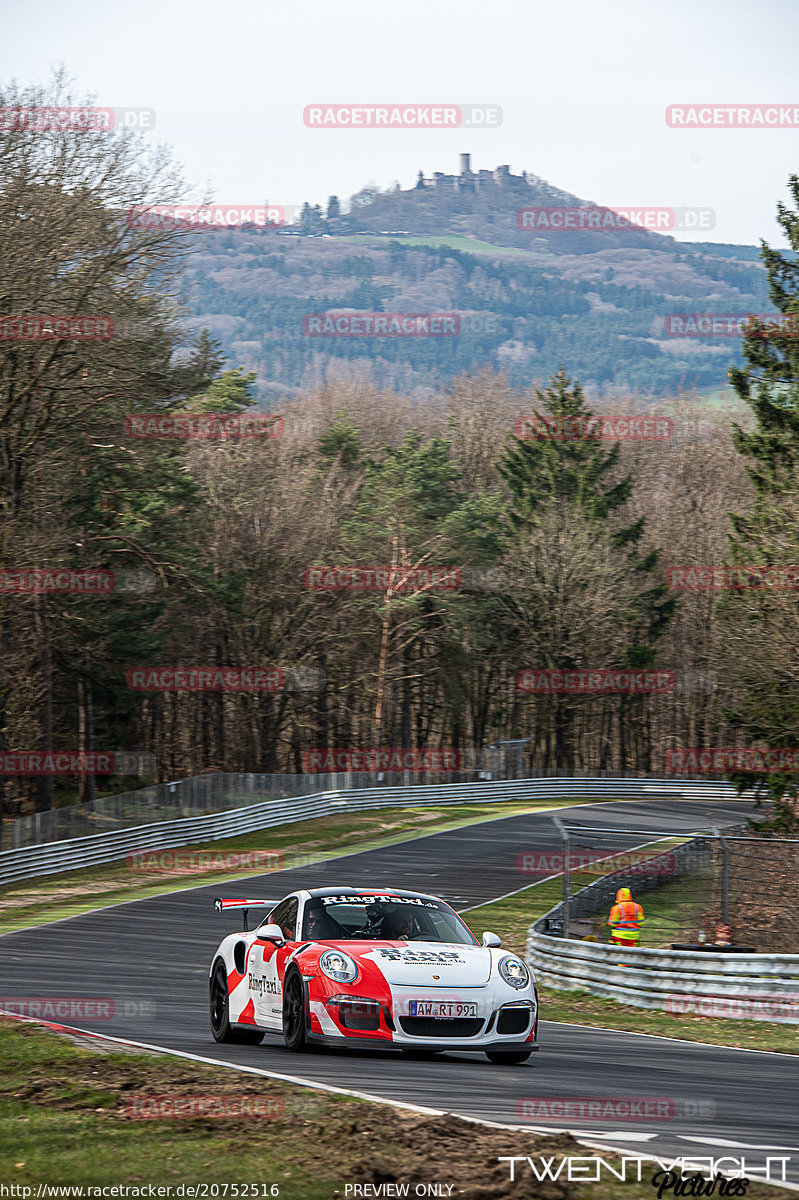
607;887;646;946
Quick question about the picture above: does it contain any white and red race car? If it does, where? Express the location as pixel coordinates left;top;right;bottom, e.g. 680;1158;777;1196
209;886;539;1063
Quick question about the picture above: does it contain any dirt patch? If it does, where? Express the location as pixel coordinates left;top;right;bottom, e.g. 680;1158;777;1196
690;837;799;953
0;1021;593;1198
725;838;799;952
4;1020;793;1198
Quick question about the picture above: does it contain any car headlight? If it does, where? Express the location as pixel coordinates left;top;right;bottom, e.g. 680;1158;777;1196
498;955;530;990
319;949;358;984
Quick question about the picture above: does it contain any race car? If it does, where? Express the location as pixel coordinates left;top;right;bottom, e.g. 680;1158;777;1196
209;886;539;1063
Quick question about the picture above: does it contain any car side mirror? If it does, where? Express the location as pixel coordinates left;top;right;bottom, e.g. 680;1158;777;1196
258;923;286;945
482;931;502;948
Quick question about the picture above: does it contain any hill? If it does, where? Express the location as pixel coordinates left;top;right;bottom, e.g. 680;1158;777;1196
181;157;770;401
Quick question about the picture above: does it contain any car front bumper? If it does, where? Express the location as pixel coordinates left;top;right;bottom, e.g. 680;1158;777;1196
308;989;538;1051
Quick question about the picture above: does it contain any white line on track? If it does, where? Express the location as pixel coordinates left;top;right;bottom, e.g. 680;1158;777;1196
680;1136;799;1152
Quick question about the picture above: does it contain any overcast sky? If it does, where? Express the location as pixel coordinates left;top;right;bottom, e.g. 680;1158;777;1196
3;0;799;245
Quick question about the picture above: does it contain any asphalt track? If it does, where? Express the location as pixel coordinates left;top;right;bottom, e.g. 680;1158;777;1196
2;797;798;1183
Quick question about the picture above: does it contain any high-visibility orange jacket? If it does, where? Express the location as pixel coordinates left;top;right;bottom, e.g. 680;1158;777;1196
607;888;645;942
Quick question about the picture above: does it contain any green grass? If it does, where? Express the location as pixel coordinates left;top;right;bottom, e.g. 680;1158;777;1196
335;232;535;258
696;385;749;410
465;881;799;1055
1;1021;793;1199
539;987;799;1055
0;795;603;934
585;873;717;946
556;838;714;947
0;1019;389;1196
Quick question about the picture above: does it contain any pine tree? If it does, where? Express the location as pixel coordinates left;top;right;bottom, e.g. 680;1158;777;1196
724;176;799;827
496;370;675;770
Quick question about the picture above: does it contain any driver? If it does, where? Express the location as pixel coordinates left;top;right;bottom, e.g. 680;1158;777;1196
384;908;414;940
305;906;341;940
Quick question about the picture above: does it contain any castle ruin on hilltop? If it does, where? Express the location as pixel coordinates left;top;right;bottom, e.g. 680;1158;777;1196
416;153;525;192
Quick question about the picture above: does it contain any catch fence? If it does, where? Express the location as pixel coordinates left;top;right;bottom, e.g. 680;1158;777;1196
546;819;799;953
1;763;732;851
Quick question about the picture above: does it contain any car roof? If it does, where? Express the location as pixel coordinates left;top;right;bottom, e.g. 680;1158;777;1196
302;886;440;902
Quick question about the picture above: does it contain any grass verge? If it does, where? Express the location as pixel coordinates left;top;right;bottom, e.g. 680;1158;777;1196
464;882;799;1056
335;233;535;257
0;1020;792;1199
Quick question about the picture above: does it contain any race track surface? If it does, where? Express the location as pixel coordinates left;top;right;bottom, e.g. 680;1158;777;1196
2;797;797;1182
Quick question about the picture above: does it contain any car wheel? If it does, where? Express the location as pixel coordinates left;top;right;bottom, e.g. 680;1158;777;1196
485;1049;532;1064
209;960;264;1045
282;968;308;1051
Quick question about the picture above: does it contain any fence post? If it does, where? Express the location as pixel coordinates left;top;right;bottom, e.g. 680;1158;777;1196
553;816;570;938
713;826;730;925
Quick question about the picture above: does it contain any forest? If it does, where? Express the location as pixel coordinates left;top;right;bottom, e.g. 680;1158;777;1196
2;77;799;828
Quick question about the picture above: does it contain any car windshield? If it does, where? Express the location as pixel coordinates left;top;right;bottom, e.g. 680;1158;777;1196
301;894;478;944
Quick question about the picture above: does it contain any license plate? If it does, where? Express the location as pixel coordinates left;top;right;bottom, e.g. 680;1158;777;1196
408;1001;478;1018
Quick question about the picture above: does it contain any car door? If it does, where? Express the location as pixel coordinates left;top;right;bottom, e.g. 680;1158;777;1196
252;896;298;1029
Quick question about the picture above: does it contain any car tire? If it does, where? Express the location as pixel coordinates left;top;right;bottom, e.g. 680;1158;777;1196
282;968;308;1051
485;1049;532;1064
209;960;264;1045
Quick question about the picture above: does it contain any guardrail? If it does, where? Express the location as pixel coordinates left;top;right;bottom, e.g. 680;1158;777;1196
4;764;743;850
526;832;799;1022
526;929;799;1018
0;776;748;887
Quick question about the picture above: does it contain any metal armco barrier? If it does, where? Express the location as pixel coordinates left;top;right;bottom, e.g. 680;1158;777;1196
526;929;799;1020
526;831;799;1022
0;776;747;887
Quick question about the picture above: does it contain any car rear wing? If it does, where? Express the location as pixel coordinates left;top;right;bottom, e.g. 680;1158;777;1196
214;897;280;931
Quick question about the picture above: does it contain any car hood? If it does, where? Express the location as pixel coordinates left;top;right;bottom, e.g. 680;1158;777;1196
354;941;493;987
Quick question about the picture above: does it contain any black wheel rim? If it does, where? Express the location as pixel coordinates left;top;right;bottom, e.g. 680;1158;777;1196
210;964;228;1035
284;974;303;1042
